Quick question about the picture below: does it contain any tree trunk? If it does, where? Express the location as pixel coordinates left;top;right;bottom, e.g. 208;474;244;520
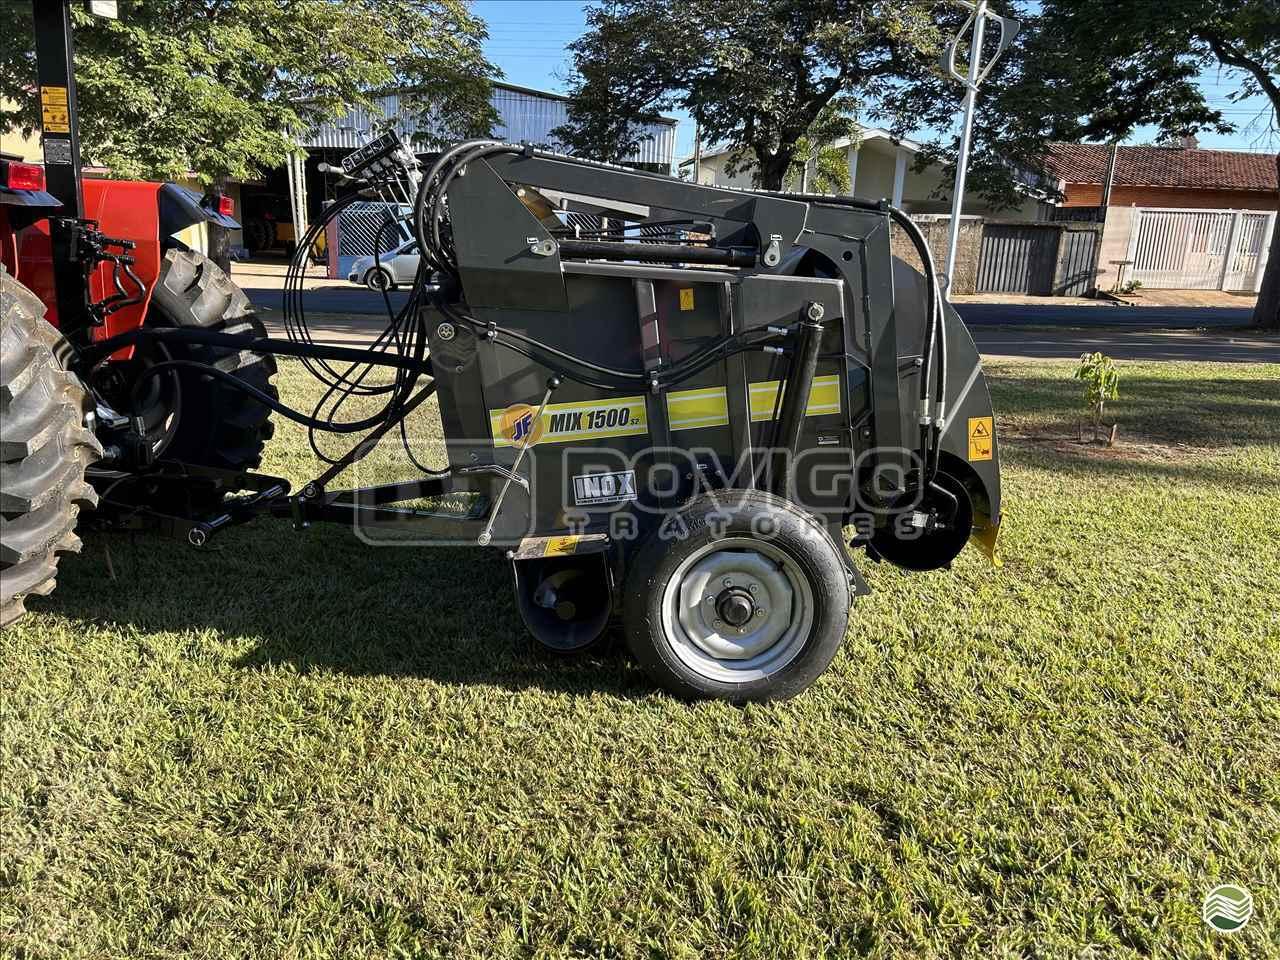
1253;174;1280;330
756;153;791;192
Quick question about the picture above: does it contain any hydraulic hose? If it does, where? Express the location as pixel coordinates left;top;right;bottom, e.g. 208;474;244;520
772;191;948;485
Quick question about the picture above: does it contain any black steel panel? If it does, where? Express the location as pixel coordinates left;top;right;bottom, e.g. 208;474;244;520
1056;227;1100;296
977;224;1058;295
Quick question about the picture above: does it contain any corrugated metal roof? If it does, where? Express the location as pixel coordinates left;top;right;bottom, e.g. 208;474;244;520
304;82;677;169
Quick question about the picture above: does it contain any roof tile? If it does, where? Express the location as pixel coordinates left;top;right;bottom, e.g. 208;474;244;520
1043;143;1278;192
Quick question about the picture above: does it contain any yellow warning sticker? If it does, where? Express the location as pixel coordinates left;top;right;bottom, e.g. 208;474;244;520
968;416;994;461
543;536;582;557
40;86;70;134
678;288;694;311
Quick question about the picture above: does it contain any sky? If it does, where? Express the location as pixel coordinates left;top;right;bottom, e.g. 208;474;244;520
470;0;1276;161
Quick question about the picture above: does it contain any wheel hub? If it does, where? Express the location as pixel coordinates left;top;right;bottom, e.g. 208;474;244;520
661;538;815;682
715;587;755;627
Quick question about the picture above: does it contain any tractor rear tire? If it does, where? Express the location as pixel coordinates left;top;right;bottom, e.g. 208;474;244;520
143;249;277;508
1;269;102;628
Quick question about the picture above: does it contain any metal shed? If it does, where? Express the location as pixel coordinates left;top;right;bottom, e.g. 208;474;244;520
304;81;678;170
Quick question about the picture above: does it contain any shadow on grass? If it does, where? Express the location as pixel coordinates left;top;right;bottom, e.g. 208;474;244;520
40;520;648;700
990;374;1280;448
1003;441;1278;494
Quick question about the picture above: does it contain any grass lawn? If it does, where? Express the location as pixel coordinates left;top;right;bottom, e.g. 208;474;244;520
3;358;1278;959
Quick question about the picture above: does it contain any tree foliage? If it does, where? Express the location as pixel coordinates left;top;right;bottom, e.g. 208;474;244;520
553;0;943;189
891;0;1278;327
0;0;497;184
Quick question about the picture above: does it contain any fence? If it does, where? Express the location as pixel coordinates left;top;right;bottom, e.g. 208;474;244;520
1128;208;1274;292
974;221;1102;296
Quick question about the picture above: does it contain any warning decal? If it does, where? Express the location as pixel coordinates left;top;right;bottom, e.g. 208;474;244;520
40;86;70;133
678;288;694;311
968;416;993;461
543;536;583;557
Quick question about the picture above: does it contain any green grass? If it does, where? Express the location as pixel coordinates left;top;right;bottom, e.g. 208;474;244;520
3;359;1279;959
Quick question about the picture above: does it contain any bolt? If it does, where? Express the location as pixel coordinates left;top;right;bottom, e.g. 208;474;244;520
436;322;455;341
188;528;207;548
756;608;767;617
705;596;715;604
749;584;758;594
713;619;722;627
302;483;319;499
806;301;825;321
455;364;464;373
722;577;733;587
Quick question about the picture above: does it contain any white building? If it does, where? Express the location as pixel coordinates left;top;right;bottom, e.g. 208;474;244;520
683;125;1041;218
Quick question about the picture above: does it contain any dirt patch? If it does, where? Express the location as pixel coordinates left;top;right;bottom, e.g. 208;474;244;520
998;420;1211;463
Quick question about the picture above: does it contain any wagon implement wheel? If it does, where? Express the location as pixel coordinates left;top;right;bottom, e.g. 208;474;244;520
623;490;851;702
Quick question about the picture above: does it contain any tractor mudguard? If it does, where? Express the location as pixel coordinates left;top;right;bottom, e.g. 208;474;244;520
6;179;239;355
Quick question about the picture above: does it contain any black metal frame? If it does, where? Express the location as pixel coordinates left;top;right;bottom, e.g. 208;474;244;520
32;0;91;336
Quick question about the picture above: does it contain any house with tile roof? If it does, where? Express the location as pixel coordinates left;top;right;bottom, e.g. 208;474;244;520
1042;141;1278;212
1042;141;1276;293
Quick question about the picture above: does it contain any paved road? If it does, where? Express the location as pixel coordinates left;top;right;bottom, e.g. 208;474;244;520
250;285;1276;363
972;327;1278;363
954;302;1250;329
244;282;1255;329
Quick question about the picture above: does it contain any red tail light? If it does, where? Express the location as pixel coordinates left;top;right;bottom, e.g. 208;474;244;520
216;193;234;217
3;161;46;192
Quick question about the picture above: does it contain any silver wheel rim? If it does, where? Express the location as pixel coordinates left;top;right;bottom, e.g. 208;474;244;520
660;536;815;683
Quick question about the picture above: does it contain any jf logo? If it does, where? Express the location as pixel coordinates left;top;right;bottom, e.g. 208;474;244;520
500;404;543;446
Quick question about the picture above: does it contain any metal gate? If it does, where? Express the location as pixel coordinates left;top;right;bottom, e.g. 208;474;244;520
976;224;1058;295
1057;227;1100;296
1130;209;1272;291
1225;213;1271;292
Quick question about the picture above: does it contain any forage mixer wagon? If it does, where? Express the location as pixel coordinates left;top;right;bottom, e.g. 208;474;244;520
2;4;1001;701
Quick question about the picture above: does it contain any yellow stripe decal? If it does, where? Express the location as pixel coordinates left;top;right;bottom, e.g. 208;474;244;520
494;375;842;444
748;375;841;422
666;386;729;430
664;376;842;431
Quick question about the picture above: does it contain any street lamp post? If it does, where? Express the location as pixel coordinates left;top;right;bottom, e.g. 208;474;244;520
941;1;1019;299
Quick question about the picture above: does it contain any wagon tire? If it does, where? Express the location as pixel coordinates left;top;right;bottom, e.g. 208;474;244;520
1;268;102;628
622;490;851;702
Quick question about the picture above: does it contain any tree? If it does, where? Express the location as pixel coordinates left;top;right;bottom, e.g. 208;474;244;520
785;106;855;194
0;0;497;185
890;0;1279;329
552;0;943;190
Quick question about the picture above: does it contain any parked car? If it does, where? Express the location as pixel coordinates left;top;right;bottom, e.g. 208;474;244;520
348;239;420;291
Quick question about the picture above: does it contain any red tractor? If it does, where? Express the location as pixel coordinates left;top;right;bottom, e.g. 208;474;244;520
1;4;276;625
0;160;278;625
